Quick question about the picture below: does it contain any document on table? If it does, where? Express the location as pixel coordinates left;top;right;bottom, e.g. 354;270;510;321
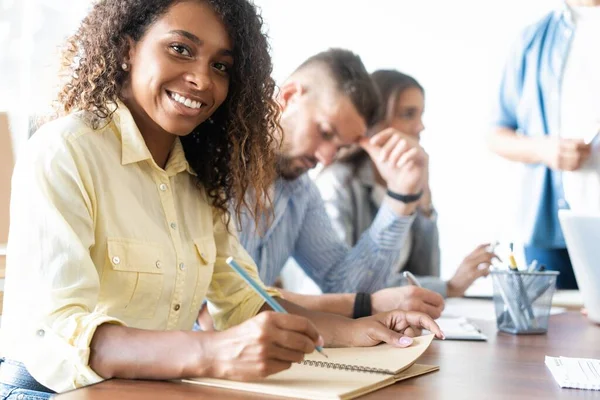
430;317;487;341
546;356;600;390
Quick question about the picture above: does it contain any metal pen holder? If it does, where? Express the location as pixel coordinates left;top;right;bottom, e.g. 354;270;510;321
491;270;559;335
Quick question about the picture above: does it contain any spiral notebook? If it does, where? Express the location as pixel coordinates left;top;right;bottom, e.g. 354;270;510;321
183;334;437;400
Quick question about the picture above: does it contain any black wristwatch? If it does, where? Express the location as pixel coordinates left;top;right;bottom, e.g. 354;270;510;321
352;293;372;319
386;189;423;204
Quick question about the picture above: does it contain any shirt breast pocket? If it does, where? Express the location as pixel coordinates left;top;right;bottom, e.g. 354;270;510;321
99;238;165;319
189;237;217;315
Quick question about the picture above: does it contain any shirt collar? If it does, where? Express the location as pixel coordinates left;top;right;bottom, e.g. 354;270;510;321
113;101;196;176
165;138;197;177
560;1;576;27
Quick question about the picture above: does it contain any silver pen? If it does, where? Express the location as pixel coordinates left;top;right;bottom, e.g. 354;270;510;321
403;270;422;288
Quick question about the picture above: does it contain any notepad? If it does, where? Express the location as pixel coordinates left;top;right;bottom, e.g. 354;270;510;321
545;356;600;390
183;334;438;400
432;317;487;341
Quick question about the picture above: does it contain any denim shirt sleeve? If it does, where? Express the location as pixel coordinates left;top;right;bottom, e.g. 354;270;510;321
492;35;525;130
291;179;414;294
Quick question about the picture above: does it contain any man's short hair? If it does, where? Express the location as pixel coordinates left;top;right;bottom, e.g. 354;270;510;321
294;49;381;127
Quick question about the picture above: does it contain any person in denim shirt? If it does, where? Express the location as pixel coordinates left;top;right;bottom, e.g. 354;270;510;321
488;0;600;289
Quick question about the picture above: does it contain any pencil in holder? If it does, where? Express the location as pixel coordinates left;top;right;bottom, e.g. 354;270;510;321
491;270;559;335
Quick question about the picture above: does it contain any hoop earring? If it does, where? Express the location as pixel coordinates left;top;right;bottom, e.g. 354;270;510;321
121;63;129;71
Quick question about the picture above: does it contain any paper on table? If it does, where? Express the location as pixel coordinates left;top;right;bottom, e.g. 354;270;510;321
430;317;487;341
546;356;600;391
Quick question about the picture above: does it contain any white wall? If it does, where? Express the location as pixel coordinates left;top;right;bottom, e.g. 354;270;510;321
0;0;92;154
254;0;562;281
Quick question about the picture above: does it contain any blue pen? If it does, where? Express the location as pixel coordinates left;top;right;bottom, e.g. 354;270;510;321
226;257;328;358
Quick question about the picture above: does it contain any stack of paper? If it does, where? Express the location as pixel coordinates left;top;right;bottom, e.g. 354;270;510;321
545;356;600;390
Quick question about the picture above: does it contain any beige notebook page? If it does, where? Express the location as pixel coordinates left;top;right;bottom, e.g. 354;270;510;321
184;334;435;400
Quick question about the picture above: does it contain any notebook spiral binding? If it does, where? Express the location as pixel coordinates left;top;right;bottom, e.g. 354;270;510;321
301;360;395;375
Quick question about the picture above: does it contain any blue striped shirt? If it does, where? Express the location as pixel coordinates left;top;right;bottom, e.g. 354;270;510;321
238;175;415;293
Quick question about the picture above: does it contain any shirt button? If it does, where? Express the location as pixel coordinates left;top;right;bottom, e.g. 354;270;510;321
179;262;185;271
174;304;181;311
170;222;177;230
36;329;45;337
17;394;25;400
112;256;121;265
156;260;162;269
159;183;168;191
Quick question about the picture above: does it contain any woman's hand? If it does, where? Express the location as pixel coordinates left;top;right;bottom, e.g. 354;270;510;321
201;312;323;381
344;310;444;348
447;243;499;298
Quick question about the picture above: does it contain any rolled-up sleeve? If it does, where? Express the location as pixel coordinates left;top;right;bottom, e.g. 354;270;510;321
6;132;125;391
206;212;280;331
492;34;528;131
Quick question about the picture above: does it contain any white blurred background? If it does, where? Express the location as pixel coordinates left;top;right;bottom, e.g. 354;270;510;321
0;0;563;290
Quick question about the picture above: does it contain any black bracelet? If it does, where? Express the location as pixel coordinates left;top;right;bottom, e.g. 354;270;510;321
352;292;372;319
386;189;423;204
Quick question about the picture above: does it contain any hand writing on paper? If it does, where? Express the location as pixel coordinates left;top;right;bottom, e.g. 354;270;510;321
348;310;445;348
205;312;322;380
371;286;445;319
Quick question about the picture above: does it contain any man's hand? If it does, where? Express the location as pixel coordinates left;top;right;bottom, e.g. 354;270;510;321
360;128;426;196
203;312;322;381
536;137;592;171
446;243;499;298
371;286;445;319
346;310;445;348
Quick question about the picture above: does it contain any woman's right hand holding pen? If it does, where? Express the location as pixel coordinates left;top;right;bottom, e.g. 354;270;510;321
201;311;322;381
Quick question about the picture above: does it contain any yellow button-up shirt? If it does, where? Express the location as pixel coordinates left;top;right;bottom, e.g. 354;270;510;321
2;104;274;392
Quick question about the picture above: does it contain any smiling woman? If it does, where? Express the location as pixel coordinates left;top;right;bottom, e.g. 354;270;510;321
56;0;279;224
0;0;292;397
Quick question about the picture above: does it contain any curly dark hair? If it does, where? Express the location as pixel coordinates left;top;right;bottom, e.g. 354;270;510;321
56;0;280;225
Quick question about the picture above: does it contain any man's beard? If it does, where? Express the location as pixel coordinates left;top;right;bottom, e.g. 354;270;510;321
276;155;309;181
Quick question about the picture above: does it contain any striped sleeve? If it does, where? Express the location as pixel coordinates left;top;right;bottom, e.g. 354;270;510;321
291;180;414;293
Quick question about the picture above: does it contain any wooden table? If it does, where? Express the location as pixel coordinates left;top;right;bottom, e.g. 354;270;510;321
56;311;600;400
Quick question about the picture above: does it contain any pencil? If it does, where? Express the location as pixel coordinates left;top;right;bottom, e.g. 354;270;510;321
226;257;328;358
